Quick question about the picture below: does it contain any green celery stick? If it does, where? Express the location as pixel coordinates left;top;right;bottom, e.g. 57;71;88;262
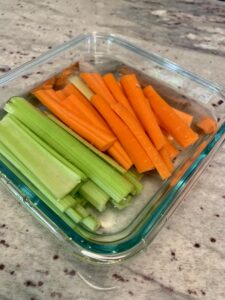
111;195;133;210
47;113;126;174
124;171;143;195
82;215;100;232
0;143;81;223
73;195;87;207
10;115;87;181
79;180;110;212
0;143;99;230
5;98;134;203
0;115;81;199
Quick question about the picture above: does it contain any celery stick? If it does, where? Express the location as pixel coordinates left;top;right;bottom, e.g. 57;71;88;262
47;113;126;174
10;115;87;181
0;115;81;199
82;215;100;232
0;142;82;223
69;75;94;100
0;144;99;230
73;195;87;207
66;208;82;223
79;180;110;212
124;171;143;195
5;98;134;203
0;153;78;230
111;195;133;210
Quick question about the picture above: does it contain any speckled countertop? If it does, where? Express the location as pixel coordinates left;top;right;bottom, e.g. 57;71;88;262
0;1;225;299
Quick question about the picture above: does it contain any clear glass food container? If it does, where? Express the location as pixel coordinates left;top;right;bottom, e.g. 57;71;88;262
0;32;224;289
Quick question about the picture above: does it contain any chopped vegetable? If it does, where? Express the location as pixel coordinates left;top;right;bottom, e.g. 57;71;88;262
159;148;174;173
111;102;170;179
163;137;180;160
69;76;94;100
197;117;217;134
33;89;116;151
173;108;193;127
80;73;116;105
144;86;199;148
91;94;154;173
0;115;81;199
79;180;110;212
103;73;135;117
48;113;128;174
107;141;133;171
121;74;166;150
5;98;134;203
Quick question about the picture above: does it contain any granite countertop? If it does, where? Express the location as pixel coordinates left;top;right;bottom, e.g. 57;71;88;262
0;0;225;299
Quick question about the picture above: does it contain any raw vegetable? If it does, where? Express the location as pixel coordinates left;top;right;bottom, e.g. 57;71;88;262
69;76;94;100
33;89;116;151
163;137;180;159
0;115;81;199
79;180;110;212
103;73;135;116
47;113;128;174
5;97;135;203
80;73;116;105
0;138;99;230
120;74;166;150
111;102;171;179
91;94;154;173
197;117;217;134
144;86;199;148
173;108;193;127
107;141;133;171
159;148;174;173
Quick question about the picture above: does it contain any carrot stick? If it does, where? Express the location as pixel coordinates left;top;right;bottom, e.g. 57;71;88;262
111;102;170;179
91;94;154;173
108;141;133;170
144;86;199;148
197;117;217;134
33;90;116;151
61;94;114;136
164;138;179;159
159;148;174;173
63;83;133;169
63;83;111;131
121;74;166;150
80;73;116;105
103;73;135;116
63;83;79;97
55;90;66;101
45;89;62;102
173;108;193;127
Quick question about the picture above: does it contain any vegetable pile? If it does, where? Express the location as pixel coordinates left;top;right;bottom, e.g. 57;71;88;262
0;70;216;232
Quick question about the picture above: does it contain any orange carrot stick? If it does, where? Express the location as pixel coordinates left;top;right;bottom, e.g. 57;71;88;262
121;74;166;150
159;148;174;173
164;138;179;159
197;117;217;134
108;141;133;170
144;86;199;148
55;90;66;101
111;102;170;179
63;83;112;131
103;73;135;116
173;108;193;127
63;83;79;96
91;94;154;173
80;73;116;105
45;89;62;102
33;90;116;151
61;94;114;137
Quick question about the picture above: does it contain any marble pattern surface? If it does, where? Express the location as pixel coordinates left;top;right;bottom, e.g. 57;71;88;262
0;0;225;299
